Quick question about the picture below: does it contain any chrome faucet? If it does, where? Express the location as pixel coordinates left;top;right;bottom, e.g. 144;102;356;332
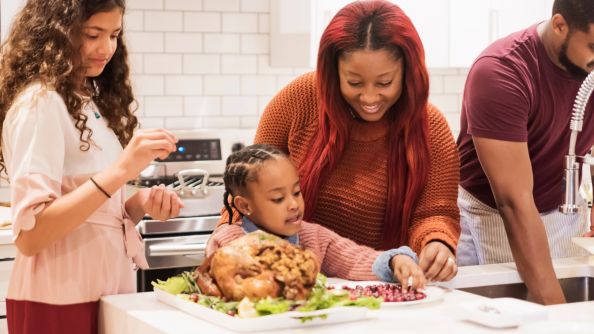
560;71;594;214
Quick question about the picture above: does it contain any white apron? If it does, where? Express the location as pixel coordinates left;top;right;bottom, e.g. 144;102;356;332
457;186;588;265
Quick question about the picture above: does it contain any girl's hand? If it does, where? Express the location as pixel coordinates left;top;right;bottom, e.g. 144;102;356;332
418;241;457;282
116;129;178;181
390;254;426;290
141;185;184;221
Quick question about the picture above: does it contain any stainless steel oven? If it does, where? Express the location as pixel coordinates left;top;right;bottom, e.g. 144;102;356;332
134;129;254;292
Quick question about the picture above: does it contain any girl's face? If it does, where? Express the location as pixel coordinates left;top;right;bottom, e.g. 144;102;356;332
236;157;304;237
338;48;404;122
80;8;123;77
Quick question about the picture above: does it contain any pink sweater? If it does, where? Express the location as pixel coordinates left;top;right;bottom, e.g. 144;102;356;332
206;222;383;281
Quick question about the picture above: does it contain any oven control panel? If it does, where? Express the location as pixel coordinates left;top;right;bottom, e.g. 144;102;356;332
161;139;222;162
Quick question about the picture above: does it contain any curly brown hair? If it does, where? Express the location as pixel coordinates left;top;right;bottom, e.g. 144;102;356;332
0;0;138;175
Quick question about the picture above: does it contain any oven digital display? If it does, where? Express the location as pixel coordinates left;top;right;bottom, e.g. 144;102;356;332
162;139;222;162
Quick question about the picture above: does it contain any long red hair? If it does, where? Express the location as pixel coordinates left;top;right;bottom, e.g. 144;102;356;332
299;0;430;249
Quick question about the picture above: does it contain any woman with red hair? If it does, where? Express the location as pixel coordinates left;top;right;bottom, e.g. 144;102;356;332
223;0;460;283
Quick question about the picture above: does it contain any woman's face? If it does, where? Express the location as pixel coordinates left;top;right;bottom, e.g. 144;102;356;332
238;158;304;237
80;8;123;77
338;48;404;122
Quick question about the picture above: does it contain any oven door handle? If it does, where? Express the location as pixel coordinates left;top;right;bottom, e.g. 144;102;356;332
149;242;207;257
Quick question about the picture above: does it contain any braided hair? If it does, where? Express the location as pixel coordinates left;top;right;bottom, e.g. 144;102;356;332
223;144;287;224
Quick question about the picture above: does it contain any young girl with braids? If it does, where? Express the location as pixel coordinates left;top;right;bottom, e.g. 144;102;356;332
207;144;426;289
0;1;181;333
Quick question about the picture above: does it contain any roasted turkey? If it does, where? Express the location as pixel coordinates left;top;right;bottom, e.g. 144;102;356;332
194;231;320;301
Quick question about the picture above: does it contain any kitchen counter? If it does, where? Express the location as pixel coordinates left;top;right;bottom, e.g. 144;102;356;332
99;257;594;334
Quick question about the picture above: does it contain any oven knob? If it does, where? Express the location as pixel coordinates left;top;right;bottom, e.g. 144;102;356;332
231;142;245;153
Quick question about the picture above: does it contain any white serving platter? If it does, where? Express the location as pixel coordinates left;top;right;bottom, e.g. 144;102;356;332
154;288;369;332
327;281;446;308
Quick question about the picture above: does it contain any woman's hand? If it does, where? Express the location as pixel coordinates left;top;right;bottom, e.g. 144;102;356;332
390;255;426;290
418;241;457;282
116;129;178;181
140;185;184;221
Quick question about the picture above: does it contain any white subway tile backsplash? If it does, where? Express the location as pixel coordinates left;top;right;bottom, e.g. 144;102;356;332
222;55;257;74
204;76;241;95
145;11;183;31
165;75;203;95
203;0;240;12
293;67;314;76
126;32;164;53
144;54;182;74
258;14;269;33
166;33;202;53
222;96;258;116
185;96;221;115
133;97;144;116
124;11;144;31
223;13;258;33
429;75;444;94
241;34;268;54
184;12;221;32
127;0;163;10
241;0;269;13
166;117;203;129
444;75;467;94
430;94;460;113
132;75;164;95
257;56;293;75
139;117;165;128
276;75;296;90
123;4;469;137
203;116;240;128
240;116;260;128
145;97;184;116
443;112;461;134
128;53;143;74
165;0;203;10
428;68;461;75
204;34;240;53
258;96;273;115
241;75;276;95
184;55;221;74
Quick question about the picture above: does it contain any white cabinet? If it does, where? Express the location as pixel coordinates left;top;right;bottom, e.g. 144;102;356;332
447;0;550;67
297;0;553;68
396;1;450;68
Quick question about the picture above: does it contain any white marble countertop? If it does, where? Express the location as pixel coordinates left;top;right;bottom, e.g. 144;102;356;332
99;257;594;334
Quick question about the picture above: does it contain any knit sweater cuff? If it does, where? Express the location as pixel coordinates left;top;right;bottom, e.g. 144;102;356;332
409;217;460;255
372;246;418;282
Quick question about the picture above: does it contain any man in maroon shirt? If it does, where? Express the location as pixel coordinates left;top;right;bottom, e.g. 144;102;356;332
457;0;594;305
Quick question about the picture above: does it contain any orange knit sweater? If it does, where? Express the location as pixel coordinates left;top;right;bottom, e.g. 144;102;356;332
220;72;460;254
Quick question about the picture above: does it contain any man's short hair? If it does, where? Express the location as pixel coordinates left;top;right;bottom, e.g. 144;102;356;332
553;0;594;32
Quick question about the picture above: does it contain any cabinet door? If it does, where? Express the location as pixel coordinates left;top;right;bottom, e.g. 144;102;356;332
396;0;450;68
491;0;549;38
449;0;490;68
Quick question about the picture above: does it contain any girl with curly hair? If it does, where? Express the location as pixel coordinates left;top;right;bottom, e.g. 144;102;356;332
1;1;181;333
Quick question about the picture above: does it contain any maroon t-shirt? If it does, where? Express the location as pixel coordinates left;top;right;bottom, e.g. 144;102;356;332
457;24;594;213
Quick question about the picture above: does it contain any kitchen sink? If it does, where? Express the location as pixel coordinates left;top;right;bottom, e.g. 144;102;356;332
460;277;594;303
